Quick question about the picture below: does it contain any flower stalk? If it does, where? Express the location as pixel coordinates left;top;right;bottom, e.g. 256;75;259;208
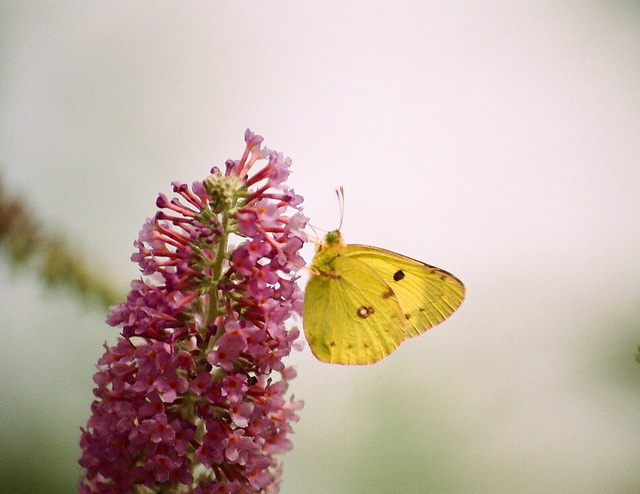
0;178;123;308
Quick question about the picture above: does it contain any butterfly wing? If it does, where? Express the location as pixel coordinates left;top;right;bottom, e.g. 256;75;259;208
303;255;406;364
342;245;465;339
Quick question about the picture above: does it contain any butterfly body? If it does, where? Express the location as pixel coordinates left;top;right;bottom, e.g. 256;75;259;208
303;230;465;364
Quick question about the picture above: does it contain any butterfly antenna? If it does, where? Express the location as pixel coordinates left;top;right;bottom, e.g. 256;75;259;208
336;186;345;231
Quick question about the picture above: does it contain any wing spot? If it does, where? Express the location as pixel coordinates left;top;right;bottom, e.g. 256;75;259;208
393;269;405;281
329;341;336;347
382;288;394;299
431;267;449;281
357;306;375;318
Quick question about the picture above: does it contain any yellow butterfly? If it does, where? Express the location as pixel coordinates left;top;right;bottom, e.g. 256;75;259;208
303;230;465;364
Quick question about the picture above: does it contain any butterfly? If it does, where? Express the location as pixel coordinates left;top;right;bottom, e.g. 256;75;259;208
303;229;465;364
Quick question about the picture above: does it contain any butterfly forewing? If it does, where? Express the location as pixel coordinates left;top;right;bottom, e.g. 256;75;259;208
304;256;405;364
342;245;465;339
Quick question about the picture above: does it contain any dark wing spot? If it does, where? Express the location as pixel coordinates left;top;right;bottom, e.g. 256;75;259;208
357;306;375;318
393;270;405;281
382;288;394;299
405;313;411;320
329;341;336;347
430;268;448;281
363;343;369;349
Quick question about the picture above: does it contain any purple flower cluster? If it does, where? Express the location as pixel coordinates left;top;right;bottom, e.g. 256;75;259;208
79;130;306;493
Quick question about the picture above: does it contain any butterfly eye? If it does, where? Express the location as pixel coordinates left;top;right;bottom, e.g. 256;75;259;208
356;306;375;318
393;270;405;281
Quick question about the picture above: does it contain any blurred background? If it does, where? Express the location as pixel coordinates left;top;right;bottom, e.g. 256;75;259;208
1;2;640;493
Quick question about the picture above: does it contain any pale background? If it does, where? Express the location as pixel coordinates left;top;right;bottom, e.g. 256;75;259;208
1;2;640;493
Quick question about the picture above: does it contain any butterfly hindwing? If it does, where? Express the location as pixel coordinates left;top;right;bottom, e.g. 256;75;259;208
304;255;405;364
342;245;465;339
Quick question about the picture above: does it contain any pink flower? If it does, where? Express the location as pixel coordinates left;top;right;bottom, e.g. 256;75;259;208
79;130;305;493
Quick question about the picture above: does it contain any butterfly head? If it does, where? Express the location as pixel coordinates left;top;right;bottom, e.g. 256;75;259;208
310;229;344;274
324;230;344;248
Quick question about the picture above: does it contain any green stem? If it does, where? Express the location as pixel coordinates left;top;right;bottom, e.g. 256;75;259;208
204;211;230;332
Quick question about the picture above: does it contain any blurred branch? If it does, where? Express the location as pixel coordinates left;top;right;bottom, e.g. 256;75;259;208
0;176;125;310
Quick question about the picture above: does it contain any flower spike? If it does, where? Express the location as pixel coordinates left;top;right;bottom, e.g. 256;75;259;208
79;130;305;493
